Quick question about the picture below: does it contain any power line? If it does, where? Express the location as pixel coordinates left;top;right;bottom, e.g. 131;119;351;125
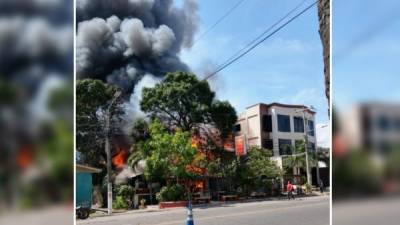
203;1;318;81
151;1;318;104
216;0;308;73
192;0;246;46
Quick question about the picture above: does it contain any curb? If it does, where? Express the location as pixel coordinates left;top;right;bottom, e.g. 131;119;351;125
83;194;330;220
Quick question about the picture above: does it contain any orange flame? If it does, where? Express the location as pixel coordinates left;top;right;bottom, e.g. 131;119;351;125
18;146;33;170
112;150;127;169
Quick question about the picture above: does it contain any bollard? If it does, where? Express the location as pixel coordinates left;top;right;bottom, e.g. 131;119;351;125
185;201;194;225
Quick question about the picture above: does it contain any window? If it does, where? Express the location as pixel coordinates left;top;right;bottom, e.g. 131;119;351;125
279;139;292;155
377;115;390;132
277;114;291;132
307;120;315;136
262;139;273;150
307;142;315;151
262;139;274;156
262;115;272;132
293;116;304;133
234;124;241;132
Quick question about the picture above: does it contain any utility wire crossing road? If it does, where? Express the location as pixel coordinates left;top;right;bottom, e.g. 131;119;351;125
78;196;329;225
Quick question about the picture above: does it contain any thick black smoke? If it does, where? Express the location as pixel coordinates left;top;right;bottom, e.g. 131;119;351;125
0;0;73;95
76;0;198;94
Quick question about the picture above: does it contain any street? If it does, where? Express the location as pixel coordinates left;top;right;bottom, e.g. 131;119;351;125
78;196;329;225
333;197;400;225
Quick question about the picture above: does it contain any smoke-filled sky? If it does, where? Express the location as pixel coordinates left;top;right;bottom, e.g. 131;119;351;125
0;0;73;94
76;0;200;133
0;0;73;132
76;0;198;95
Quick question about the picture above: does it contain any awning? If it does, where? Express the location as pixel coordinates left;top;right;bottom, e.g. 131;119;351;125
115;160;146;184
76;164;102;173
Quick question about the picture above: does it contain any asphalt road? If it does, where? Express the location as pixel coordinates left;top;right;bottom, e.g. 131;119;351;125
333;197;400;225
78;196;329;225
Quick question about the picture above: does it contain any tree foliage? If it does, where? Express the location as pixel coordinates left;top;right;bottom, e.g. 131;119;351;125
76;79;123;167
134;120;201;183
245;146;282;179
210;100;238;138
283;140;307;175
140;72;237;133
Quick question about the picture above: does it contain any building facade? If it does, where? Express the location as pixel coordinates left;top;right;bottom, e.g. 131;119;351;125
342;103;400;154
234;103;316;169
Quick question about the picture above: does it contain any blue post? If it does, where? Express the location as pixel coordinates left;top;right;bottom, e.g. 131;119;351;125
185;201;194;225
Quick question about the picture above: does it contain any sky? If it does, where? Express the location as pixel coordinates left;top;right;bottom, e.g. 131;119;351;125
176;0;329;147
333;0;400;110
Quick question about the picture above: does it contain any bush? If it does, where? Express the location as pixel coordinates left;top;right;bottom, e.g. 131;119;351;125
156;184;186;202
112;185;134;209
113;196;128;209
116;185;135;199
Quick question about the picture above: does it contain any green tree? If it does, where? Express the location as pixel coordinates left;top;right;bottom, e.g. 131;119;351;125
0;79;17;105
76;79;123;168
140;72;237;133
210;100;238;138
214;147;282;196
130;118;150;142
245;146;282;180
135;120;200;183
283;140;307;175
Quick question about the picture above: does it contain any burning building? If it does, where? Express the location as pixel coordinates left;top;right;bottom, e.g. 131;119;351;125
76;0;201;191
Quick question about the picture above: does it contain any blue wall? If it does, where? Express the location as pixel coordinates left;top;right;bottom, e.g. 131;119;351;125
76;172;92;207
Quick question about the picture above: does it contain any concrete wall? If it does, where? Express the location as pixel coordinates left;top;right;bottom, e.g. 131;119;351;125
235;104;316;169
245;104;262;146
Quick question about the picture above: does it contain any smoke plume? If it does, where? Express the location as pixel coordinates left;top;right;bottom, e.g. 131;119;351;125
76;0;199;96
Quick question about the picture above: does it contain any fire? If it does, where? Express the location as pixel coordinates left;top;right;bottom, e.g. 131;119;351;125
188;129;235;175
223;134;235;152
17;146;33;170
191;127;235;152
195;180;204;189
112;150;128;169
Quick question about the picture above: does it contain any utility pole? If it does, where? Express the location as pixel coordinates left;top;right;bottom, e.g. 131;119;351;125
303;113;311;185
105;91;121;215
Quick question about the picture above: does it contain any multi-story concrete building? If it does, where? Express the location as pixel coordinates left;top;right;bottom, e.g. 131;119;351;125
342;103;400;154
234;103;316;169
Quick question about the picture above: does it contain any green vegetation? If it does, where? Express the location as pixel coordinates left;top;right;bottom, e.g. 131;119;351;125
113;185;135;209
76;79;123;168
137;119;201;182
156;184;186;202
113;196;129;209
140;72;237;132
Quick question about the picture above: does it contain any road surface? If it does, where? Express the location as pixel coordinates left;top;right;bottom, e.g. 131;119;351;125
333;197;400;225
78;196;329;225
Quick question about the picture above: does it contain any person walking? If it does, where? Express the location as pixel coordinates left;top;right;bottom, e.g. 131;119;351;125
319;179;324;193
287;181;294;200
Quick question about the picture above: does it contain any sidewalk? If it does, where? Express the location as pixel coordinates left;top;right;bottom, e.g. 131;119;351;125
88;191;330;219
